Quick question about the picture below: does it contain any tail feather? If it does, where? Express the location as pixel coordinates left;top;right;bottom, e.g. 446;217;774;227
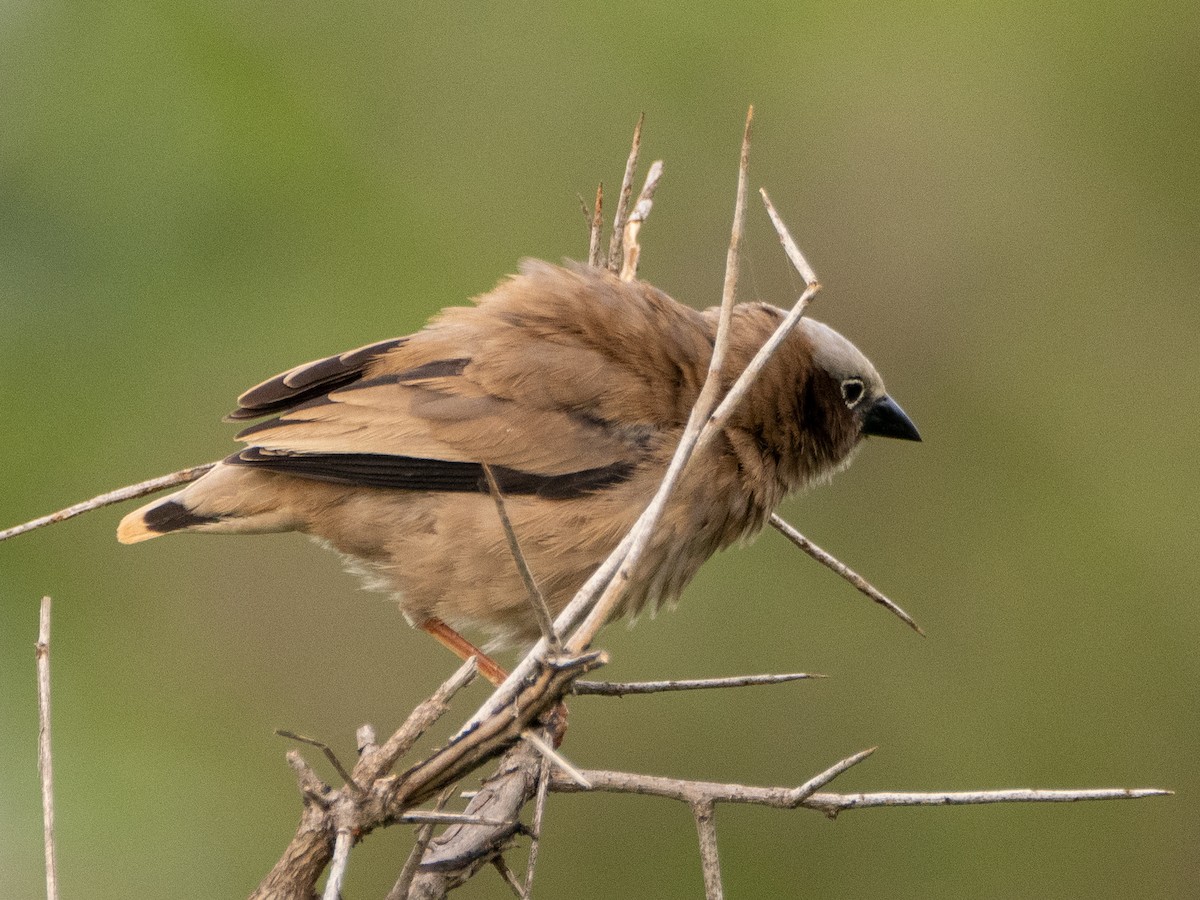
117;497;220;544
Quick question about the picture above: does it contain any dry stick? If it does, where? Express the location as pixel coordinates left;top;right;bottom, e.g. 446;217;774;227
607;113;644;274
356;657;478;785
482;464;561;652
522;730;591;789
36;597;58;900
574;672;820;696
323;830;353;900
619;159;664;282
276;730;363;795
769;516;923;635
0;462;216;543
523;754;553;898
691;800;723;900
588;183;604;268
387;787;455;900
491;856;525;898
551;767;1169;816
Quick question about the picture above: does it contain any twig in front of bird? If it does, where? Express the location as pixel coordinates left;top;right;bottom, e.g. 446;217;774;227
770;514;924;634
561;107;757;658
482;463;561;653
323;829;353;900
0;462;216;543
588;182;604;268
619;159;664;281
573;671;822;696
36;597;59;900
608;112;644;273
276;730;363;795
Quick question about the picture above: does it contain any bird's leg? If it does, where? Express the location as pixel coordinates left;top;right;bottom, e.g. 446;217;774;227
419;617;510;686
419;617;571;745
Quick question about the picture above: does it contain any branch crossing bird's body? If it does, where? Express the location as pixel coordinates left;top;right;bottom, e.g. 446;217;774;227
119;261;919;648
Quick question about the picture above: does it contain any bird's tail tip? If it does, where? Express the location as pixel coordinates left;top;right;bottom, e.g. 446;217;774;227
117;497;219;544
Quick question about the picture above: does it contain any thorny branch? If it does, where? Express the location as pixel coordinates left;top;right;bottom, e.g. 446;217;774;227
5;113;1170;899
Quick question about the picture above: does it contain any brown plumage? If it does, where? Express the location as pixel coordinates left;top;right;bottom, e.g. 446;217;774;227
118;260;919;658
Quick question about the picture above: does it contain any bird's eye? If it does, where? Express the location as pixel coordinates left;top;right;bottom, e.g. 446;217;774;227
841;378;865;408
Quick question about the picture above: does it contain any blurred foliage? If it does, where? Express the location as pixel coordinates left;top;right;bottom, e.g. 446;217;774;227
1;2;1197;898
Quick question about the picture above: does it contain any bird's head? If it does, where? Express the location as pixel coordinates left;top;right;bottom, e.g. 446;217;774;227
801;318;922;446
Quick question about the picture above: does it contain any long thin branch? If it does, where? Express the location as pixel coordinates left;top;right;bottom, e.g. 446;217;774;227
551;768;1171;816
769;515;923;634
0;463;216;542
482;464;560;652
36;597;58;900
574;672;820;696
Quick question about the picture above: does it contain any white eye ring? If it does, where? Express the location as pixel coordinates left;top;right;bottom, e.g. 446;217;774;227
841;378;865;409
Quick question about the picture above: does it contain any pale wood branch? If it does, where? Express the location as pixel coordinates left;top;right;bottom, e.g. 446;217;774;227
607;113;644;274
574;672;820;696
36;597;59;900
770;514;923;634
0;463;216;542
692;799;723;900
482;464;560;652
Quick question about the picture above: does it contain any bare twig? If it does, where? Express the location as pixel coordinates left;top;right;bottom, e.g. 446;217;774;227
562;106;756;657
0;462;216;543
619;159;664;281
607;113;644;274
276;730;362;795
387;787;454;900
356;657;478;785
770;515;924;634
574;672;821;696
523;730;591;789
759;188;819;288
551;766;1170;816
588;183;604;268
482;464;560;652
790;747;877;804
491;856;525;898
398;811;514;827
36;597;58;900
691;800;723;900
323;829;352;900
523;755;552;897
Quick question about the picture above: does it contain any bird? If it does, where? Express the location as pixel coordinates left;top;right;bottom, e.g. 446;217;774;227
118;260;919;682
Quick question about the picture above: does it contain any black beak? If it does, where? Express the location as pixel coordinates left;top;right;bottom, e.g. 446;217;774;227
862;395;921;442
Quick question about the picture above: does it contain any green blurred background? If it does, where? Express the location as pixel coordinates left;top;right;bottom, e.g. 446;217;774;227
2;2;1197;897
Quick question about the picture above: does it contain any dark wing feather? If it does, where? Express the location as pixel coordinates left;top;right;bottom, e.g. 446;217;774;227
226;337;408;421
225;447;634;498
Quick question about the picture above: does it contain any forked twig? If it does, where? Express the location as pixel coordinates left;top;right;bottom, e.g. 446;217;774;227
619;159;664;281
276;730;362;795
